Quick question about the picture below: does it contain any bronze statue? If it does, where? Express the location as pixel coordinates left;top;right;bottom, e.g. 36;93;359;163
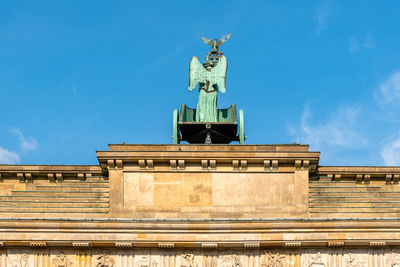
188;34;232;122
173;33;245;144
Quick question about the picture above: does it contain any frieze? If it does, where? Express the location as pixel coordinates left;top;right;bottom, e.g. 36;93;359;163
7;250;30;267
344;252;367;267
52;252;73;267
180;253;196;267
95;250;115;267
219;254;241;267
261;250;285;267
386;249;400;267
136;254;158;267
303;250;327;267
1;247;400;266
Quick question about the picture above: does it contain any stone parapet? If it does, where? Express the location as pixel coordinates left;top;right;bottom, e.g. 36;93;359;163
98;144;317;218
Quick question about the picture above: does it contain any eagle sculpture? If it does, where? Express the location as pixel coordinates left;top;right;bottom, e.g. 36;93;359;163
201;33;232;52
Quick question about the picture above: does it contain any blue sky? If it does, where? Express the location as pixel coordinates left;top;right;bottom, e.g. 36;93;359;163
1;1;400;166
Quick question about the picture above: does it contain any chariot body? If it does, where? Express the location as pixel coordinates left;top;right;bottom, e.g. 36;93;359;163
172;104;244;144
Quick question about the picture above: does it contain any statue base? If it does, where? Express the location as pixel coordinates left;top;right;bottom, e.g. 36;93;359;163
172;104;245;144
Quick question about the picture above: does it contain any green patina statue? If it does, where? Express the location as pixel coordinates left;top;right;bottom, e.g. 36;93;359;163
172;33;245;144
188;33;232;122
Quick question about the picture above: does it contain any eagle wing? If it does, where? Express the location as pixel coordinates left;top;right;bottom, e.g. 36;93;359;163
209;55;228;93
217;33;232;46
201;36;214;46
189;56;206;91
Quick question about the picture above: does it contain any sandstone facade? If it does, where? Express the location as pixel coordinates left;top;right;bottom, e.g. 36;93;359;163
0;144;399;266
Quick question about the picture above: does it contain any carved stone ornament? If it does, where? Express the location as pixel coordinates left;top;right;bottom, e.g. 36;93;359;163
262;250;285;267
137;254;158;267
52;252;73;267
386;249;400;267
344;253;366;267
9;253;29;267
304;251;326;266
231;254;241;267
96;251;115;267
181;253;195;267
220;254;241;267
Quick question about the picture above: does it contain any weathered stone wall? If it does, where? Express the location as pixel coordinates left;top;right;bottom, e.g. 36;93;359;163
310;178;400;217
0;174;108;215
114;171;308;218
104;144;316;218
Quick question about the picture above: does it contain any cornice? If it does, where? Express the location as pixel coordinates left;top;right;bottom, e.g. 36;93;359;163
0;217;399;249
97;144;320;173
0;165;105;182
318;166;400;174
317;166;400;183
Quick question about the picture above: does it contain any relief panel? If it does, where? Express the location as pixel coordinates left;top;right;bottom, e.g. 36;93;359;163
2;247;400;267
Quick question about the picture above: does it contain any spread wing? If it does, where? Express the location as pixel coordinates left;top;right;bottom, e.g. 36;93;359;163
217;33;232;46
189;56;206;91
201;36;213;46
209;55;227;93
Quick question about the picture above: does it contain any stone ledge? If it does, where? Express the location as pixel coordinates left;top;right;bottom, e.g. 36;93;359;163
0;218;398;249
0;165;103;173
1;217;400;222
107;144;311;152
318;166;400;180
0;240;397;249
0;165;105;182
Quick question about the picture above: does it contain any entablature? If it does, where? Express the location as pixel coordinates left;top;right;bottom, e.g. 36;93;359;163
0;217;400;249
97;144;320;173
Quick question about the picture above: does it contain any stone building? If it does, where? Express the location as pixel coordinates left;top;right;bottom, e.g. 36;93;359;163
0;143;399;266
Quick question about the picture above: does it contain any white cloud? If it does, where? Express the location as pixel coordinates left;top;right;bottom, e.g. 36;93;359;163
315;0;330;34
376;71;400;104
362;35;375;49
289;69;400;165
349;35;375;53
349;36;359;53
290;105;365;149
9;128;38;152
0;146;20;164
381;136;400;166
